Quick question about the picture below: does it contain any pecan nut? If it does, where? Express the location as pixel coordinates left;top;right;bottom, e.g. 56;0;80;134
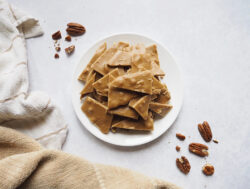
52;31;61;40
189;143;209;157
65;45;75;55
66;22;86;36
198;121;212;142
176;156;191;174
202;164;214;176
176;133;185;141
175;146;181;152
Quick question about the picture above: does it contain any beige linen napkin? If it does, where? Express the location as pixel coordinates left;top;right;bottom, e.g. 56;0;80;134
0;0;67;149
0;126;179;189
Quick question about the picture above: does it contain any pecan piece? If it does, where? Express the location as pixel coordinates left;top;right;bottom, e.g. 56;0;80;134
65;45;75;55
176;146;181;152
213;139;219;144
65;35;72;41
176;133;185;141
202;164;214;176
54;53;59;59
66;22;86;36
198;121;212;142
189;143;208;157
52;31;61;40
176;156;191;174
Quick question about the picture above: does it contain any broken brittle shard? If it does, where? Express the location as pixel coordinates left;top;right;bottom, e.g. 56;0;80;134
78;42;107;82
111;70;153;94
81;97;113;134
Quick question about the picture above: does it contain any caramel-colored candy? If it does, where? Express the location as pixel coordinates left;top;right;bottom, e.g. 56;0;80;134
80;72;96;98
151;61;165;76
91;42;130;75
129;95;151;120
91;48;115;75
154;84;171;103
81;97;113;134
149;102;172;117
109;106;139;120
130;54;164;76
114;42;130;51
108;50;132;66
152;76;164;94
92;68;120;97
112;112;154;131
108;87;137;109
111;70;153;94
146;44;159;65
78;43;107;82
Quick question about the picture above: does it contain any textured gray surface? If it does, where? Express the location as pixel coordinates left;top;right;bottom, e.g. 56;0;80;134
8;0;250;188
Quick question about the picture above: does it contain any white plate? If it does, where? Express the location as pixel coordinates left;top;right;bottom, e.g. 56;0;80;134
72;33;183;146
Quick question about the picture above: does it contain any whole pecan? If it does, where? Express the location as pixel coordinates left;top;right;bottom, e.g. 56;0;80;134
198;121;212;142
66;23;86;36
176;156;191;174
52;31;61;40
202;164;214;176
189;143;208;157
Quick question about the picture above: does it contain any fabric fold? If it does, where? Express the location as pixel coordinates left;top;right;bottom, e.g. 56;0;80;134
0;126;180;189
0;0;67;149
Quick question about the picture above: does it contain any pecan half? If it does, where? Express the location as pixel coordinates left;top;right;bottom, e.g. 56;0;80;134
176;156;191;174
202;164;214;176
176;133;185;141
52;31;61;40
189;143;208;157
65;45;75;55
198;121;212;142
66;23;86;36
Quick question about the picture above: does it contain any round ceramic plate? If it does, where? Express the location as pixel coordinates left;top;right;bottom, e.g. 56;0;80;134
72;33;183;146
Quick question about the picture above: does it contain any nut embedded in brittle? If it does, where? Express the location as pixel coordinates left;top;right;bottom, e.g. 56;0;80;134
202;164;214;176
176;156;191;174
52;30;62;40
176;133;185;141
65;45;75;55
198;121;213;142
189;143;209;157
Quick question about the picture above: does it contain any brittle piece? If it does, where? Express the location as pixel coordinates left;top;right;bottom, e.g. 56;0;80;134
108;87;137;109
92;68;120;97
80;72;96;98
91;42;130;75
149;102;172;117
152;76;165;94
112;112;154;131
81;97;113;134
111;70;153;94
109;106;139;120
130;54;164;76
129;95;151;120
108;50;132;66
146;44;159;65
154;84;171;103
78;43;107;82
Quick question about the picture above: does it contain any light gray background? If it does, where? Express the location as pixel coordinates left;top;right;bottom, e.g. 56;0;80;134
9;0;250;188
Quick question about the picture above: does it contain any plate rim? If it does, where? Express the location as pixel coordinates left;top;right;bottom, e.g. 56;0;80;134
72;32;183;147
